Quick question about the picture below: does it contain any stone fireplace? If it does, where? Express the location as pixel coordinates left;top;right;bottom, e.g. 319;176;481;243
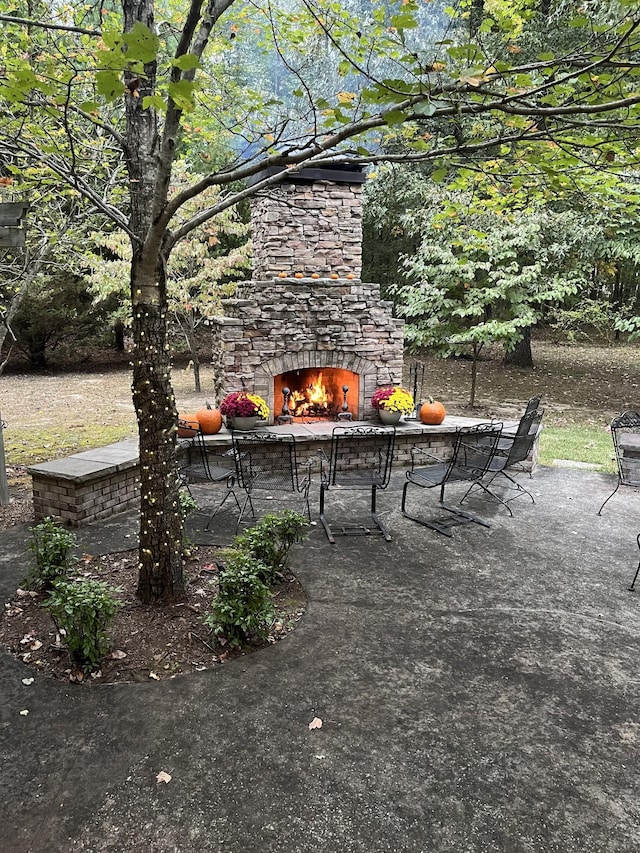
212;164;404;422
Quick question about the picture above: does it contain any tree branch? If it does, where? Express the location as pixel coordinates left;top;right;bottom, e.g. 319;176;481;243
0;14;101;36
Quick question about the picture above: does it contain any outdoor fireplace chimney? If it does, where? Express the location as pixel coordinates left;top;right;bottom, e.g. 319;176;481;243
249;164;366;280
212;164;404;421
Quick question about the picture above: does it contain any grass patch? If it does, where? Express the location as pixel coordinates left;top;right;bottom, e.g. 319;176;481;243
5;424;136;467
538;425;615;472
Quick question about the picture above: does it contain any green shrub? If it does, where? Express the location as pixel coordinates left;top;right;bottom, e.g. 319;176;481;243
178;489;199;551
233;510;309;584
28;517;77;590
548;299;617;342
43;579;122;672
178;489;199;519
204;550;274;648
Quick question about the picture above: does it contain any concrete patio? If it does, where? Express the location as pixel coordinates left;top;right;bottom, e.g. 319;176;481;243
1;464;640;852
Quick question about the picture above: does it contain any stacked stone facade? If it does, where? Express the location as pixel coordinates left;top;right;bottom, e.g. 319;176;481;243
214;169;405;421
251;179;363;279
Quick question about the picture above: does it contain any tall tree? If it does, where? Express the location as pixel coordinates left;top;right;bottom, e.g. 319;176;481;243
0;0;639;601
395;191;600;404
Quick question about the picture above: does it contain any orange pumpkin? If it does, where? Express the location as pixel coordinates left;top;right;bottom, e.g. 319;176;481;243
419;397;446;425
196;402;223;435
177;413;199;436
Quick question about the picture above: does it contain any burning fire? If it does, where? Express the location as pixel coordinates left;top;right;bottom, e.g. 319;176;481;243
288;372;330;416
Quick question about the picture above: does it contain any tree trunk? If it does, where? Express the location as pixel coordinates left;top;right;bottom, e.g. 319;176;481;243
120;0;187;604
131;255;186;605
29;334;48;369
114;322;125;351
505;328;534;368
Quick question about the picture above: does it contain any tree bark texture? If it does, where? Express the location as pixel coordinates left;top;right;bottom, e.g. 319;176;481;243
132;256;185;604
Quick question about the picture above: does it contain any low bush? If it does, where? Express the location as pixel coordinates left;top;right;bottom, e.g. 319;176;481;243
203;550;274;648
233;510;309;584
43;579;122;672
28;517;77;590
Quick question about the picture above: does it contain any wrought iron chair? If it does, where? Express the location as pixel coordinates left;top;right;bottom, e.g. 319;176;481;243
598;411;640;515
401;422;503;536
177;421;241;530
319;425;396;543
628;534;640;592
459;407;544;516
231;431;312;531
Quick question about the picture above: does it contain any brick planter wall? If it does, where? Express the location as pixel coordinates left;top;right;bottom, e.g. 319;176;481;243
28;440;140;527
27;418;535;527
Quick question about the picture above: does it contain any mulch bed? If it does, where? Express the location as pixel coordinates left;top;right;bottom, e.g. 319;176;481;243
0;507;306;684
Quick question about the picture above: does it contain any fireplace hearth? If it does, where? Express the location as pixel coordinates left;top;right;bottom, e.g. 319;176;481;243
212;164;404;422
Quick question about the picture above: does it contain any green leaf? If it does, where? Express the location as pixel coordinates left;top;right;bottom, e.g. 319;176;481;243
432;168;447;183
383;109;406;126
171;53;200;72
567;16;589;27
414;100;437;117
123;22;159;64
142;94;167;112
96;71;123;101
168;79;196;111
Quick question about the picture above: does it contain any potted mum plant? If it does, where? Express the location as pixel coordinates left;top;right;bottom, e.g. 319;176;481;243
219;391;269;430
370;387;414;425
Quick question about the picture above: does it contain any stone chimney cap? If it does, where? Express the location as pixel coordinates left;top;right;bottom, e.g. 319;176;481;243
247;163;367;187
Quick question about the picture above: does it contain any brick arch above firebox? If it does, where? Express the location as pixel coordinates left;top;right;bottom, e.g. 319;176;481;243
253;350;382;422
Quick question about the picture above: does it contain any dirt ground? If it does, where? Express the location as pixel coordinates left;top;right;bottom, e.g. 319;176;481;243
0;547;306;684
1;338;638;684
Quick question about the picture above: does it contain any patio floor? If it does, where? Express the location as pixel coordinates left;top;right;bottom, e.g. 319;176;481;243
1;464;640;852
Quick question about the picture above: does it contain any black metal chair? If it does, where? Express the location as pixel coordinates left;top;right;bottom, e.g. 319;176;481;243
460;408;544;516
401;422;503;536
628;534;640;592
319;425;396;544
231;431;312;531
177;421;241;529
598;411;640;515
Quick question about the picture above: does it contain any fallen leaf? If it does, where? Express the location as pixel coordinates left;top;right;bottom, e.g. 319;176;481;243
308;717;323;730
156;771;172;784
109;650;127;659
149;671;160;680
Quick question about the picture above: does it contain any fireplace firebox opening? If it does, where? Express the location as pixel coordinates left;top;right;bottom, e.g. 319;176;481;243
274;368;360;421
